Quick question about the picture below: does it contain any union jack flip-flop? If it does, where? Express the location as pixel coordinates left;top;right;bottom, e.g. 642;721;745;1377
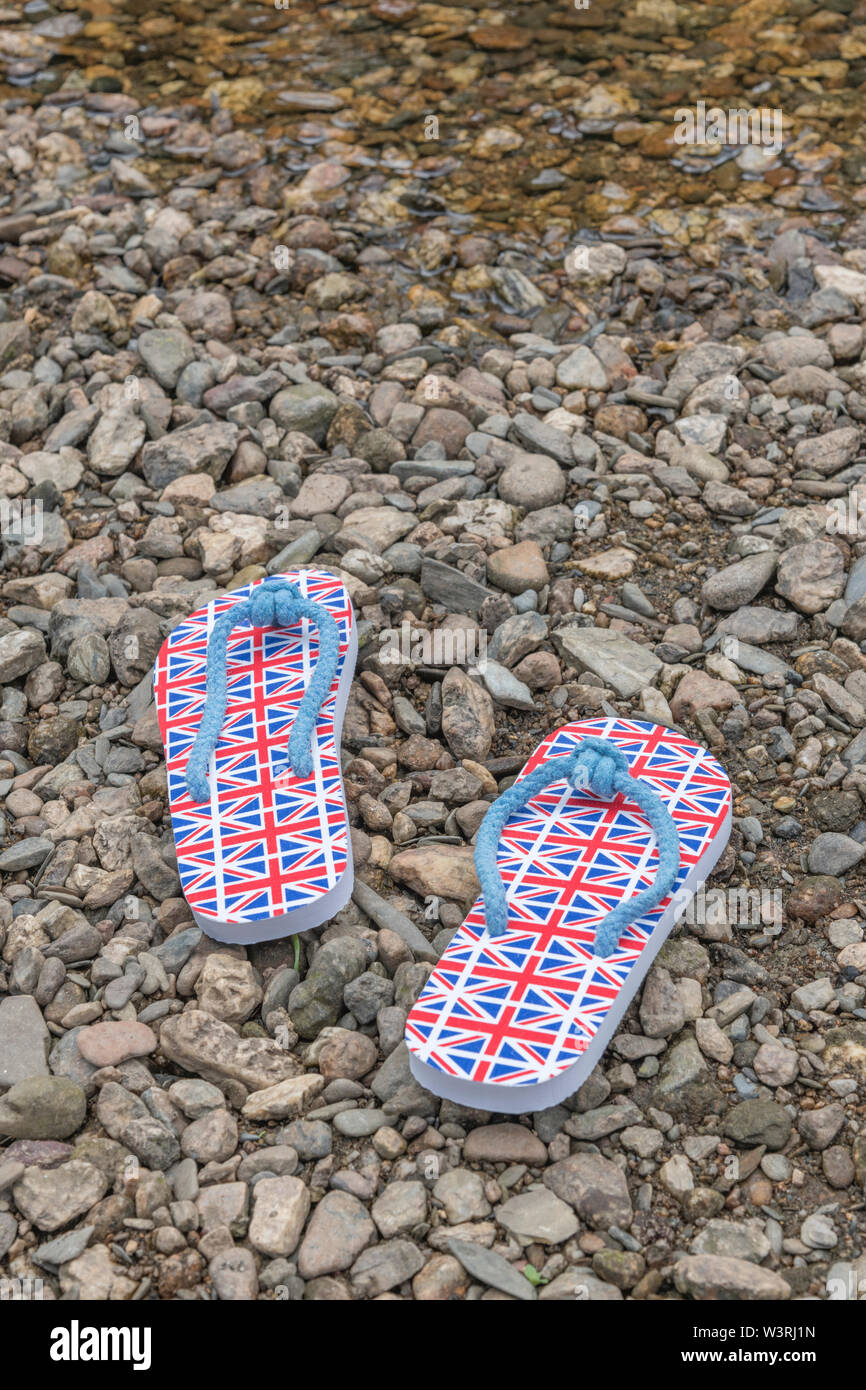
154;569;357;943
405;718;732;1112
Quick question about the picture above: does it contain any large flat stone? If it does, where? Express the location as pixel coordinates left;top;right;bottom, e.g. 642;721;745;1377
420;558;494;615
159;1010;301;1092
552;625;662;697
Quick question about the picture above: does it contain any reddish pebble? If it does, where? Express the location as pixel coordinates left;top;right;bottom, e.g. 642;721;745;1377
77;1021;157;1068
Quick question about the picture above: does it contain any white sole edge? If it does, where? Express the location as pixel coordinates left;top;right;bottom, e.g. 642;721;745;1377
408;803;733;1115
191;619;358;944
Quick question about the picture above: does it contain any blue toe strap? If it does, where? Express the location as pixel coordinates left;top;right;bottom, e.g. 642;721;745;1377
474;735;681;958
185;577;340;803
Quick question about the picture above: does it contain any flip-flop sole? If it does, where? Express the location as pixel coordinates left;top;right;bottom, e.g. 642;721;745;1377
406;717;732;1113
154;569;356;943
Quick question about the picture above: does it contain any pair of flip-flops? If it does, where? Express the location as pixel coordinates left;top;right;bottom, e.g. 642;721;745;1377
154;571;732;1112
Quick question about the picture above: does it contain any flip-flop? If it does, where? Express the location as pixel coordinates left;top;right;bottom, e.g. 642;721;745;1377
154;569;357;944
405;717;732;1112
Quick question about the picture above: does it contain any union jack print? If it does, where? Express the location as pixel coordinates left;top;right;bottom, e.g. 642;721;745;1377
154;570;355;936
405;718;732;1092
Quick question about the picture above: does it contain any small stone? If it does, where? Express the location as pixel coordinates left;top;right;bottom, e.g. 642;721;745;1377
543;1153;632;1230
96;1082;180;1171
447;1237;535;1301
0;629;48;681
0;836;54;871
209;1247;259;1301
181;1108;238;1164
775;541;845;615
807;834;865;877
248;1176;310;1258
270;383;339;441
556;346;608;390
753;1041;798;1087
822;1145;855;1188
0;1077;87;1141
487;541;549;595
297;1190;376;1279
496;1188;579;1244
497;453;565;510
691;1219;770;1264
723;1100;792;1151
160;1010;300;1091
433;1168;491;1224
462;1123;547;1166
241;1074;325;1122
798;1104;845;1151
701;552;778;611
195;954;263;1025
371;1180;427;1238
674;1255;790;1301
13;1160;108;1232
579;548;637;581
671;670;738;721
351;1238;425;1297
318;1029;378;1082
801;1213;837;1250
0;996;51;1088
552;627;662;699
